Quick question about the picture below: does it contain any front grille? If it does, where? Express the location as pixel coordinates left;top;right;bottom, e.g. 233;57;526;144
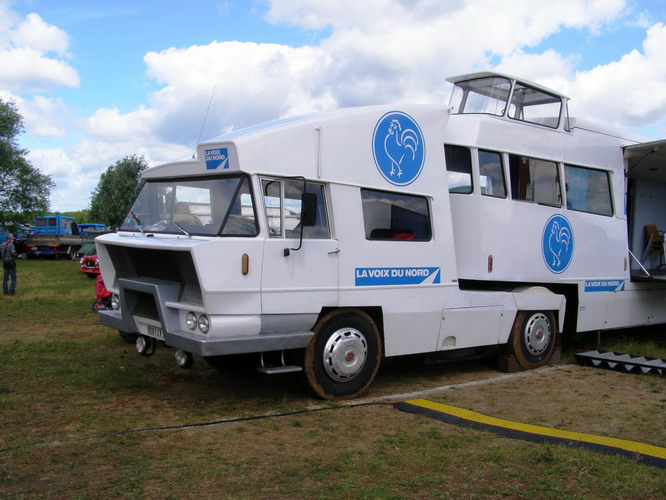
106;245;202;304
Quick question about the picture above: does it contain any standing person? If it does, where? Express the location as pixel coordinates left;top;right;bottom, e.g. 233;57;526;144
1;232;18;295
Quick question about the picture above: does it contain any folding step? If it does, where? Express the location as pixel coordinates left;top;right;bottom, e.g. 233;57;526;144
256;351;303;375
575;350;665;376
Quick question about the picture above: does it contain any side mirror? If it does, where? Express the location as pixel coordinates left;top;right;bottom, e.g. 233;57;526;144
301;193;317;227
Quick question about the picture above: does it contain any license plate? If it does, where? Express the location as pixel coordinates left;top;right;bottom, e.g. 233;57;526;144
146;324;165;341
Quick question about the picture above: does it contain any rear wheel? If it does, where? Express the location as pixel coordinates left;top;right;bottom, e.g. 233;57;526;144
508;311;556;369
304;309;382;400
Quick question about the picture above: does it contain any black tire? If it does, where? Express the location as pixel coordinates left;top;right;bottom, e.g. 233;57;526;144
304;309;382;400
118;330;139;344
508;311;556;369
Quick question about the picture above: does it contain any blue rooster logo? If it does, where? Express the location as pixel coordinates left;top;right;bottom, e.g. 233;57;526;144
542;215;574;274
373;112;425;186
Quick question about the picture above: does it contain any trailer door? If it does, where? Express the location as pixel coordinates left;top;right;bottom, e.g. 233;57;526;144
260;178;339;314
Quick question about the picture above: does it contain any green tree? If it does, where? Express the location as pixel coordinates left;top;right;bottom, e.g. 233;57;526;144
0;98;54;223
89;155;147;228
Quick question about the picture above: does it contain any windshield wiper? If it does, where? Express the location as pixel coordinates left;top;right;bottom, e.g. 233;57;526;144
167;218;191;238
129;211;146;234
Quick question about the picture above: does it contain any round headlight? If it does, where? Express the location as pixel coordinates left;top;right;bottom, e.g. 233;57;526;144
197;314;210;333
111;294;120;311
186;312;197;330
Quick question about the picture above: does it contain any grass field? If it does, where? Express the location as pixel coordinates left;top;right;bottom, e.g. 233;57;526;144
0;259;665;499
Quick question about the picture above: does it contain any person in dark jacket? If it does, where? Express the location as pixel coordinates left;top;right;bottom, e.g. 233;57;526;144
1;232;18;295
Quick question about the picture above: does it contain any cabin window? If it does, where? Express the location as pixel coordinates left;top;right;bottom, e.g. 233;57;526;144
445;145;473;194
361;189;431;241
479;150;506;198
449;76;511;116
565;165;613;216
508;83;562;128
509;155;562;206
262;179;330;239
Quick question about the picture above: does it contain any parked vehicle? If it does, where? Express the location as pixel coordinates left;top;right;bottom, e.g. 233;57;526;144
26;213;107;259
96;72;666;399
80;254;100;278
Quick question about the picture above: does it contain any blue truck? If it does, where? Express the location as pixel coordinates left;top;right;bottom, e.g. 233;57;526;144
25;213;108;259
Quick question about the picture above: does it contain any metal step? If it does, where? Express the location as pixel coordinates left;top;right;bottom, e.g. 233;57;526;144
575;350;665;376
256;365;303;375
256;350;303;375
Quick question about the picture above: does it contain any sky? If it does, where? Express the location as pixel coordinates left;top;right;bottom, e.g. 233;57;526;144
2;0;666;212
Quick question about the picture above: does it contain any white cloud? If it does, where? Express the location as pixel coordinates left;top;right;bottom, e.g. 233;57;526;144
566;22;666;129
6;0;666;211
13;13;71;56
0;6;78;92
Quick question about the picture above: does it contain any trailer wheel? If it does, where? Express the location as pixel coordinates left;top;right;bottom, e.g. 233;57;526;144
508;311;556;369
304;309;382;400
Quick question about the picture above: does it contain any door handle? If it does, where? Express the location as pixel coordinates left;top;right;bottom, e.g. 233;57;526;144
328;248;340;254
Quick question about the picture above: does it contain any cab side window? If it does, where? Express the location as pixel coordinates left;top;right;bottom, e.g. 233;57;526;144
362;189;431;241
262;179;330;239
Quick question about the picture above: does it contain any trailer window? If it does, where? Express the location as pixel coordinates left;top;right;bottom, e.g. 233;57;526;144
362;189;431;241
509;155;562;207
262;179;330;239
479;150;506;198
119;175;258;236
445;145;473;194
565;165;613;216
508;83;562;128
449;76;511;116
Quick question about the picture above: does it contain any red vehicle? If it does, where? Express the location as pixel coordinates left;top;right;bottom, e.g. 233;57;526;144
80;254;100;278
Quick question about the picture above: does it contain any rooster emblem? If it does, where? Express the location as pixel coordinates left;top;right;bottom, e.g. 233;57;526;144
384;119;419;178
542;215;574;273
373;111;425;186
548;221;571;267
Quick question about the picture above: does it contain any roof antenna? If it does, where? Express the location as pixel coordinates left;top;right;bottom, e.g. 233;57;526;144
193;86;216;158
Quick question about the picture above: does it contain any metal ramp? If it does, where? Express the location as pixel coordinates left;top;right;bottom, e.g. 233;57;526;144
576;350;666;376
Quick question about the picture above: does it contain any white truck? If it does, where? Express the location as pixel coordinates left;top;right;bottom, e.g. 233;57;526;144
96;72;666;399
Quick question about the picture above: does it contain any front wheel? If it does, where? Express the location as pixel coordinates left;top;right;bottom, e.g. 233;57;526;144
508;311;556;369
303;310;382;400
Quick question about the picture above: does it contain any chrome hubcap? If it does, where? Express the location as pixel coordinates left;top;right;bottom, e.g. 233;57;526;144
524;313;551;356
322;327;368;382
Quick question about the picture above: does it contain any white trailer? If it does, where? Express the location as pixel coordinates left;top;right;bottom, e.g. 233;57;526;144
96;72;666;399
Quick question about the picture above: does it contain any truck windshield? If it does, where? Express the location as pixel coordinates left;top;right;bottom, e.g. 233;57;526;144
119;175;258;236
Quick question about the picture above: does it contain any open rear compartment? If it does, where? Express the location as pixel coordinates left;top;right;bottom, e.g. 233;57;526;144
625;139;666;281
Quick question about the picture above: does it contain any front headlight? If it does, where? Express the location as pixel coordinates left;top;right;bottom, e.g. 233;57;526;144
186;312;197;330
197;314;210;333
111;294;120;311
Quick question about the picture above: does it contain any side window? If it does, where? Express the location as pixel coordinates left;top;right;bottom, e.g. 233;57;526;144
509;154;562;206
361;189;431;241
262;179;330;239
479;150;506;198
262;179;282;236
565;165;613;216
444;145;473;194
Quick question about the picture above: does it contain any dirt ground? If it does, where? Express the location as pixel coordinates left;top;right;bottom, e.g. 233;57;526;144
1;312;665;498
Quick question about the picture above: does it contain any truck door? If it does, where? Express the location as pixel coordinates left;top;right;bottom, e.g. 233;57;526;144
260;178;339;314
